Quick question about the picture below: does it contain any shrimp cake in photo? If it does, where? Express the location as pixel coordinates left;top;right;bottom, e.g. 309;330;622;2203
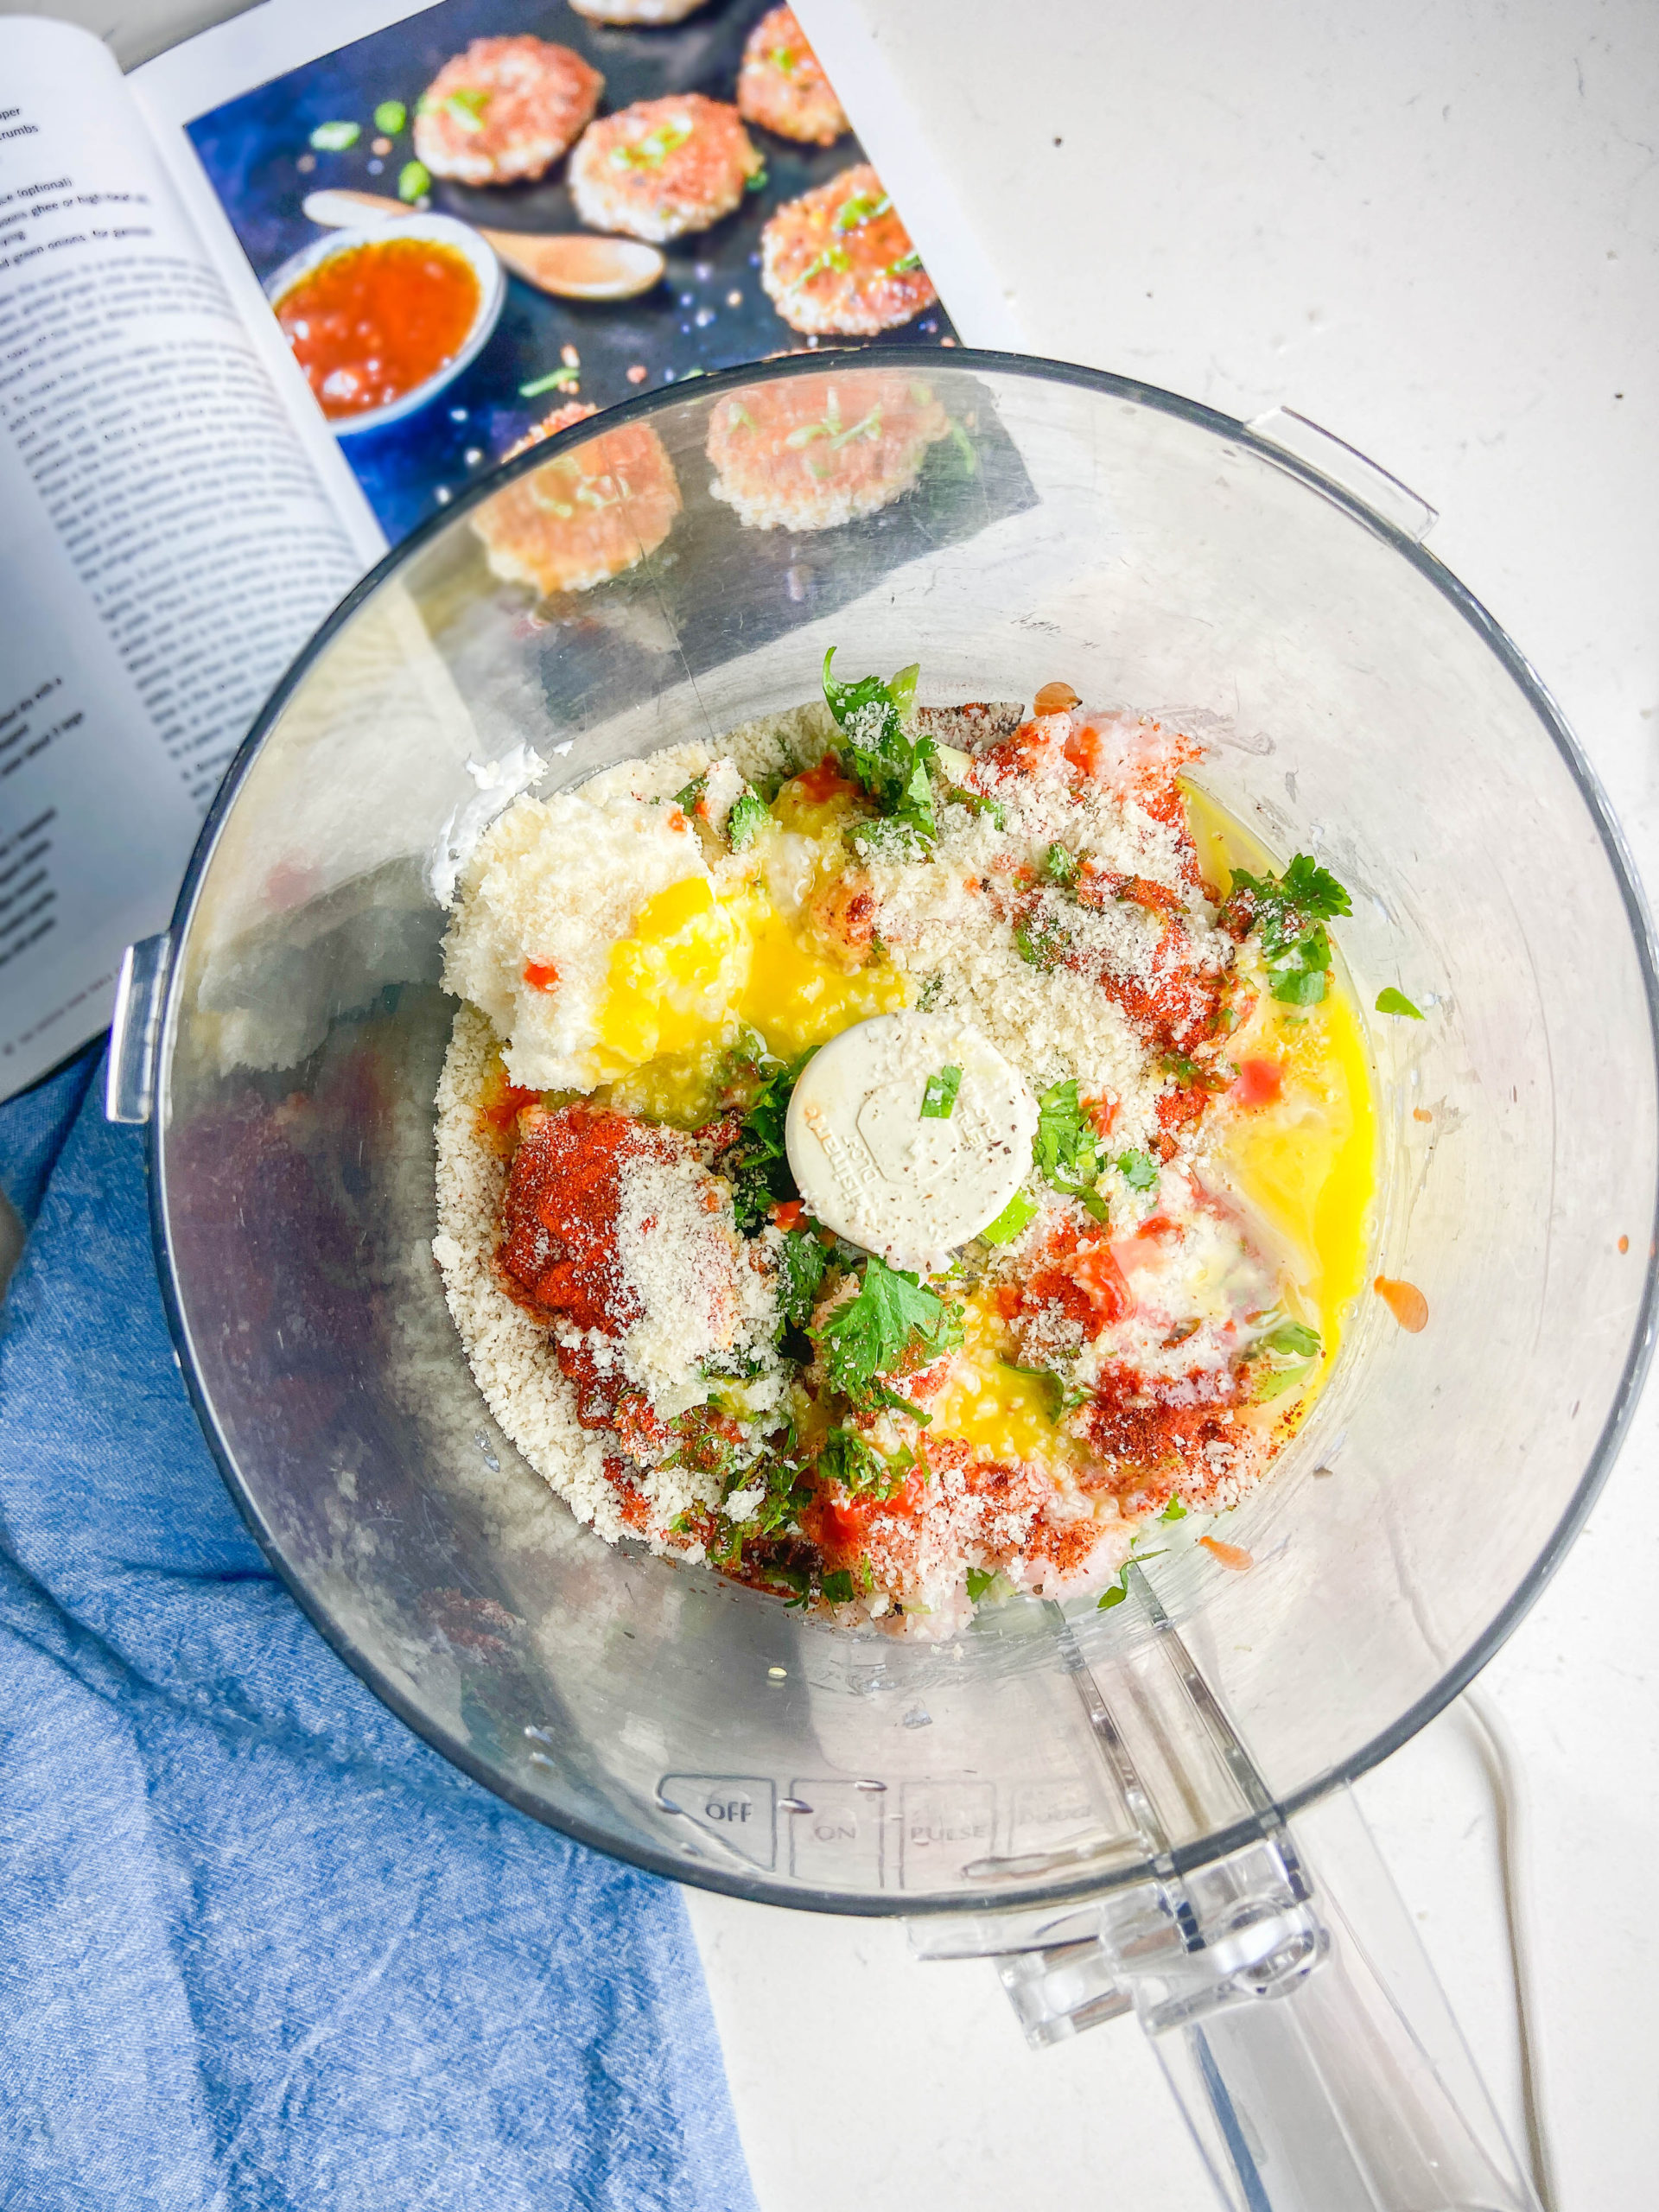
569;0;709;22
473;402;682;595
761;162;937;335
706;369;951;532
569;94;763;244
413;36;603;188
737;7;849;148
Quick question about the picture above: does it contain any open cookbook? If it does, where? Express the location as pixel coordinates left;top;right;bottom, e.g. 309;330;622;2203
0;0;1007;1101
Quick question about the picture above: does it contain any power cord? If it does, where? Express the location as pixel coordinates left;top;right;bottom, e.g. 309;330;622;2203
1458;1688;1560;2212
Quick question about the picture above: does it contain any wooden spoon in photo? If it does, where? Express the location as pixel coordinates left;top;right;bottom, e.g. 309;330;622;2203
301;188;665;302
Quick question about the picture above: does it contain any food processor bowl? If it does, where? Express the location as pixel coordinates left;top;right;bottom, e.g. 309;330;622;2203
110;354;1659;2211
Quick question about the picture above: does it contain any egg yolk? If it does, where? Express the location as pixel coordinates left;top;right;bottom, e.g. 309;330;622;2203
927;1300;1083;1470
590;836;906;1122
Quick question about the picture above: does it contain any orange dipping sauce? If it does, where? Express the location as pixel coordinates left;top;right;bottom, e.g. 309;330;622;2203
276;235;480;420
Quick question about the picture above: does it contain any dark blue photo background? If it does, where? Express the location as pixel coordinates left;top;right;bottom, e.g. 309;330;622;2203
187;0;958;543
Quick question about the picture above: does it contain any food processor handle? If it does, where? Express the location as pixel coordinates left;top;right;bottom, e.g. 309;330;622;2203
1119;1785;1538;2212
952;1783;1539;2212
1144;1899;1538;2212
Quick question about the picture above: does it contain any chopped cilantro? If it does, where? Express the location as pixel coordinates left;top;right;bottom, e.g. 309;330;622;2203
817;1258;963;1409
727;787;770;850
1042;842;1080;891
747;163;769;193
1376;986;1424;1020
944;783;1006;830
1160;1496;1187;1522
965;1567;997;1602
920;1065;962;1120
673;774;706;811
727;1048;816;1233
1033;1079;1102;1195
1251;1316;1323;1400
1263;1318;1321;1359
977;1188;1037;1245
1115;1147;1159;1192
1014;914;1068;970
821;647;938;844
1003;1361;1088;1421
821;1568;855;1604
1222;854;1352;1007
777;1229;829;1327
309;120;360;151
817;1424;907;1498
1097;1546;1167;1608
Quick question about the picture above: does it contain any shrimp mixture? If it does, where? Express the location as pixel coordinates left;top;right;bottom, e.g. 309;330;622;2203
433;658;1374;1632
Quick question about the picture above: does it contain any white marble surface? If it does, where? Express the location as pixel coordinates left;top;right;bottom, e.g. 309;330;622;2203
689;5;1659;2209
10;0;1655;2200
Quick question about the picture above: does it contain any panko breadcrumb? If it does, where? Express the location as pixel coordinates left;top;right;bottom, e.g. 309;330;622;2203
737;6;849;147
569;94;763;244
706;368;950;532
412;36;603;188
472;401;682;596
761;162;937;336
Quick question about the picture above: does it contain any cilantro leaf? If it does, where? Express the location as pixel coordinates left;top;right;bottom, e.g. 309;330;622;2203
1279;854;1352;920
920;1065;961;1120
1042;842;1080;891
727;787;770;850
1250;1316;1323;1400
977;1188;1037;1245
821;1567;856;1603
1262;1319;1321;1360
1376;986;1424;1020
1222;854;1351;1007
776;1229;828;1327
1014;915;1069;970
944;783;1006;830
1160;1496;1187;1522
821;647;938;842
817;1257;963;1408
965;1566;997;1602
1097;1545;1167;1607
1115;1148;1159;1192
673;774;706;811
1003;1361;1089;1421
727;1048;816;1233
817;1424;907;1498
1033;1079;1101;1192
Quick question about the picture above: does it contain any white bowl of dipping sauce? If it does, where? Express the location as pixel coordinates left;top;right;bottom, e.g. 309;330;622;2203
264;213;505;437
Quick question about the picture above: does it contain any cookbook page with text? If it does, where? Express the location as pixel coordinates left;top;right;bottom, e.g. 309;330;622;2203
0;16;365;1096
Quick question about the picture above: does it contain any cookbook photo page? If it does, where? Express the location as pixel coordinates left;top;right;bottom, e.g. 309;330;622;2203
186;0;961;543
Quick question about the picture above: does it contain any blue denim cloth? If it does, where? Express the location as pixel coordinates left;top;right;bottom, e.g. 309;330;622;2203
0;1051;755;2212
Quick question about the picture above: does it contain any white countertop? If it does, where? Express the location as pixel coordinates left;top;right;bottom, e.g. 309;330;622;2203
690;6;1659;2209
16;0;1656;2201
